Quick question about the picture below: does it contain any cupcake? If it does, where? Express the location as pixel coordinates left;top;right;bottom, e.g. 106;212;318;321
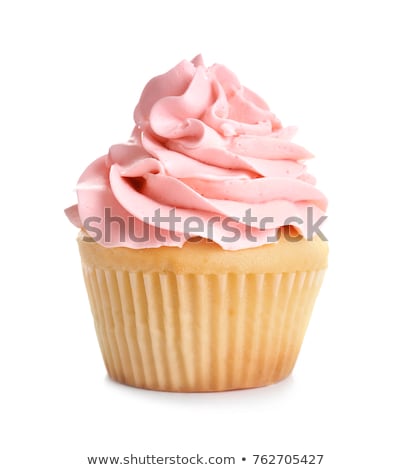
66;55;328;392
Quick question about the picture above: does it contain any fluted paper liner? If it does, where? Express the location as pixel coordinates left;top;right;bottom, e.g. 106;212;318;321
81;262;326;392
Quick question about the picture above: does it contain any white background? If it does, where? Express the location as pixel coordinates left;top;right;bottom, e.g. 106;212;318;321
1;1;412;469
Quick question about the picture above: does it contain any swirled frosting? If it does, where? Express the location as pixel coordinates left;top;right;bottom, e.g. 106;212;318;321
66;55;327;250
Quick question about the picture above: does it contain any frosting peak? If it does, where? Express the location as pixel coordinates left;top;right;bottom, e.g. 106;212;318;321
66;56;327;249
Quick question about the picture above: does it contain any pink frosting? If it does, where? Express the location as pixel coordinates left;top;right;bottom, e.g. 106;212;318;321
66;55;327;250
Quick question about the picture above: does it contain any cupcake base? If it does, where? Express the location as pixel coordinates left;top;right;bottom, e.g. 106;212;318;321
79;230;328;392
